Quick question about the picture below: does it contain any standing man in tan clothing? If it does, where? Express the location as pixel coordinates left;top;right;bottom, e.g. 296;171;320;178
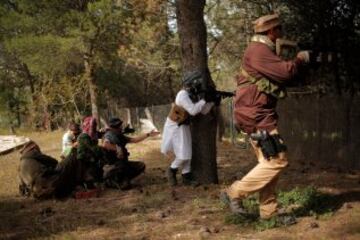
222;14;309;220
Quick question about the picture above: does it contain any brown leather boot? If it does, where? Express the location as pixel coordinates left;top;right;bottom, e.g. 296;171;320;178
181;172;199;187
167;167;178;186
220;191;249;215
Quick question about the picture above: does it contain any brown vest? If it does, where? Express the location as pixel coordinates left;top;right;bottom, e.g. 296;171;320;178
168;104;189;124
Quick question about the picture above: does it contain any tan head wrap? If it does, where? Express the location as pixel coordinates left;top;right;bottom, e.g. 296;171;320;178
20;140;40;155
253;14;281;33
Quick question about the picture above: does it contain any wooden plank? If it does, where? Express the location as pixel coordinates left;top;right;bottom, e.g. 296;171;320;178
0;136;30;155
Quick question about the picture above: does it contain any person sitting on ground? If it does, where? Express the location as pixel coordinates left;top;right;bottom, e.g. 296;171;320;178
61;122;81;159
19;140;94;198
102;117;160;190
82;116;105;144
76;116;109;189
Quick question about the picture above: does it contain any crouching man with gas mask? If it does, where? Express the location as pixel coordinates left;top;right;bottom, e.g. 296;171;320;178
161;71;214;186
221;14;309;221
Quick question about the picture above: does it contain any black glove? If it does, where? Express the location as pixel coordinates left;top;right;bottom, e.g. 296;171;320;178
204;90;222;106
214;94;222;106
204;90;215;102
197;92;206;101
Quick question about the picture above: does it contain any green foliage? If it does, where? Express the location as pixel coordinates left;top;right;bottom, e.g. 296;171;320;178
0;55;30;128
205;0;360;93
278;186;340;217
254;217;279;231
224;213;255;226
278;186;317;208
224;187;339;231
205;0;277;90
242;195;259;212
0;0;180;129
1;0;359;129
5;35;82;77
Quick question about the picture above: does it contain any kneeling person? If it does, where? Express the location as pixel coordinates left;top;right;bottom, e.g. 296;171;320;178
102;117;159;190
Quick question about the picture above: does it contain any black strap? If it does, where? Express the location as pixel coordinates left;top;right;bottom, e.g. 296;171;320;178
237;81;252;88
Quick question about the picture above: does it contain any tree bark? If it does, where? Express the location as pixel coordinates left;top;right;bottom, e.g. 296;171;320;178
84;56;100;122
22;63;38;128
175;0;218;184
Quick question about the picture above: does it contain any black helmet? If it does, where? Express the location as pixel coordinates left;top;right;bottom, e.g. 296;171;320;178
182;70;203;90
109;117;123;128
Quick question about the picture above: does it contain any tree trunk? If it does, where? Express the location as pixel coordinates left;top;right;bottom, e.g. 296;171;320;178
84;57;100;122
175;0;218;184
217;107;225;142
42;103;51;131
22;63;38;129
166;72;176;100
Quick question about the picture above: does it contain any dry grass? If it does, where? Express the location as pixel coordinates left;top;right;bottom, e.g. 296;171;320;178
0;131;360;240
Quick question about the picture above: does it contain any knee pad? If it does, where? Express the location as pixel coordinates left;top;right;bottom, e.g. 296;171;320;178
250;130;287;159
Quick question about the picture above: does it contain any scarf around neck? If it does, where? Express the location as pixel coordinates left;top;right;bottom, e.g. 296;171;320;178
251;35;275;51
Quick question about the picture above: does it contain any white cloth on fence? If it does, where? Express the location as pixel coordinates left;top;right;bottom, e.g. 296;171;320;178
161;89;213;160
140;118;159;133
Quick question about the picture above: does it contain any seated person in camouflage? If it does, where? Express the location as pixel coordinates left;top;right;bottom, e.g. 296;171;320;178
102;117;159;190
61;122;81;159
77;117;105;189
19;141;83;198
82;116;105;143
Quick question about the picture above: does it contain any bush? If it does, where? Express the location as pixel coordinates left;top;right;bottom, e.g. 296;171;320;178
224;186;339;230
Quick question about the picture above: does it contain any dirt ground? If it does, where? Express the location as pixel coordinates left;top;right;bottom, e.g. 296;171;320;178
0;131;359;240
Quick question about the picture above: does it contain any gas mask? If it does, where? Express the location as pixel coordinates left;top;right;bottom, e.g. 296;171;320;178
182;71;205;102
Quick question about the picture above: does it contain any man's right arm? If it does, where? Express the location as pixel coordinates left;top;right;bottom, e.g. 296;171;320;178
251;44;305;82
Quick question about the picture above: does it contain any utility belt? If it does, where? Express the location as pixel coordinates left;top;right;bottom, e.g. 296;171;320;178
168;103;190;125
250;130;287;159
239;68;286;99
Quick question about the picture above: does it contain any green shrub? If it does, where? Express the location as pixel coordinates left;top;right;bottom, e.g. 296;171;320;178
224;187;339;230
278;186;339;217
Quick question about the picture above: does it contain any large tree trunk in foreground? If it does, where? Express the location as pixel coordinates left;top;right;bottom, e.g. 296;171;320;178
175;0;218;184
